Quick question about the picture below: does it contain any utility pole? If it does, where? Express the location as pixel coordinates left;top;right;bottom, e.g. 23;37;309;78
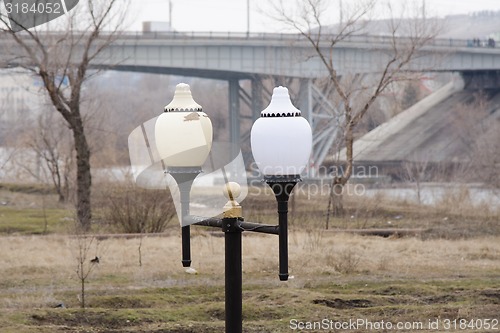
247;0;250;36
169;0;173;30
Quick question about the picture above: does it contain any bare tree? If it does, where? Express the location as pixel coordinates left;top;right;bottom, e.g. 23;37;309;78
27;110;74;203
452;91;500;188
402;155;431;204
473;123;500;189
72;231;102;308
0;0;130;230
270;0;440;216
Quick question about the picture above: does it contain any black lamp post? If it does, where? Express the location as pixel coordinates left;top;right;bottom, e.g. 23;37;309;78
187;182;280;333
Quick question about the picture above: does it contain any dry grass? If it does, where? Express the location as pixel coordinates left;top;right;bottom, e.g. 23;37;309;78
1;232;499;301
0;231;499;332
0;183;499;332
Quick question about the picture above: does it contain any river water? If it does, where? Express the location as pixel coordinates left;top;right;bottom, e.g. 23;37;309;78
363;183;500;209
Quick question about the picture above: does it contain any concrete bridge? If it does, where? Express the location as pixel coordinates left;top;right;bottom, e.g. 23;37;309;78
98;31;500;78
2;31;500;168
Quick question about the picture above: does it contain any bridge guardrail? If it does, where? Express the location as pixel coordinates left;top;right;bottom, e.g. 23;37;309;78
1;30;497;50
118;31;496;50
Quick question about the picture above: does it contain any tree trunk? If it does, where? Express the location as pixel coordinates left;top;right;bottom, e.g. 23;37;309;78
330;122;354;219
72;116;92;231
332;176;345;218
80;274;85;308
325;176;345;229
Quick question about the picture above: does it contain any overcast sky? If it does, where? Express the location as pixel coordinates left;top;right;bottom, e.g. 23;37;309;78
129;0;500;32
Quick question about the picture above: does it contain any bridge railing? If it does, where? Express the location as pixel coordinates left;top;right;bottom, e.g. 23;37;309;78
120;30;305;41
119;30;496;49
1;29;497;50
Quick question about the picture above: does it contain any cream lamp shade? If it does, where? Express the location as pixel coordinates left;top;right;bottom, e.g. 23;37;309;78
250;86;312;176
155;83;213;167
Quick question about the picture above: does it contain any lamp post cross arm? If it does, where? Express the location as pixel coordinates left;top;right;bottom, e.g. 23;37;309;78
186;216;280;235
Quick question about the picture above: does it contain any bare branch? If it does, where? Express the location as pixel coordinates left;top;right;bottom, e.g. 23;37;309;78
269;0;441;215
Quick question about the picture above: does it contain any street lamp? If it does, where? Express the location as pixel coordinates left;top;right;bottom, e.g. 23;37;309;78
155;83;213;267
250;86;312;281
129;84;312;333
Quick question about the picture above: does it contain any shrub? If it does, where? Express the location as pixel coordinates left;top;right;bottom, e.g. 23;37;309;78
98;184;176;233
330;249;361;274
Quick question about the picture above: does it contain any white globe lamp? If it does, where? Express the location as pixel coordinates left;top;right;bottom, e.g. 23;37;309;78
250;86;312;178
155;83;213;167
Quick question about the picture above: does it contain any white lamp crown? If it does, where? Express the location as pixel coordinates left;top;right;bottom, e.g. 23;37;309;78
164;83;202;112
260;86;301;118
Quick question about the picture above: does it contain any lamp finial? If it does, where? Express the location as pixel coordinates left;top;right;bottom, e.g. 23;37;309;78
223;182;242;218
164;83;202;112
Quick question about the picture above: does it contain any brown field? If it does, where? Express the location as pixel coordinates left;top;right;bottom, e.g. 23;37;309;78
0;184;499;332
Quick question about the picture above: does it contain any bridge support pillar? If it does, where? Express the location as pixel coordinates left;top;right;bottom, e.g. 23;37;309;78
228;79;241;146
251;76;263;122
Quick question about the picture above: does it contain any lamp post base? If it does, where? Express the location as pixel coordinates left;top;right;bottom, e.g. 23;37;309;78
181;226;192;268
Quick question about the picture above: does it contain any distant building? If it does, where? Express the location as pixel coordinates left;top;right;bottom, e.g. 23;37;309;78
142;21;173;33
